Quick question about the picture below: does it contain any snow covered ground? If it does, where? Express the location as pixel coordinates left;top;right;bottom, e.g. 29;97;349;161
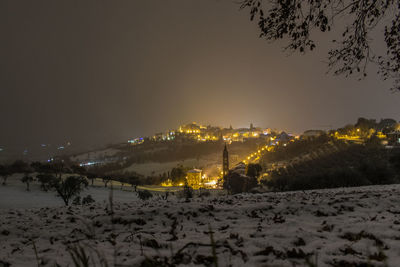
1;183;400;266
0;177;139;210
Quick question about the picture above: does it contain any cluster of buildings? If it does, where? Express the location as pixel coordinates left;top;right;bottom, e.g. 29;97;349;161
161;144;231;190
302;127;400;146
128;122;278;145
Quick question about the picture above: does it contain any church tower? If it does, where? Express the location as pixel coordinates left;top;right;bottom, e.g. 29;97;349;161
223;143;229;178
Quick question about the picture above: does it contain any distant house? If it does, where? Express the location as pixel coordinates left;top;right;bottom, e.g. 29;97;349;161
186;169;202;189
301;130;325;139
231;162;246;175
277;131;291;143
387;130;400;146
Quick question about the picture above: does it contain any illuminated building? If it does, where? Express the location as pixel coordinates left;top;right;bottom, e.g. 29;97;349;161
128;137;144;145
186;169;202;189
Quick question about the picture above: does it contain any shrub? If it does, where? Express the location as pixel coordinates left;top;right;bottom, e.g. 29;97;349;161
183;183;193;200
138;190;153;200
0;164;11;186
72;196;81;205
82;195;95;205
199;190;211;197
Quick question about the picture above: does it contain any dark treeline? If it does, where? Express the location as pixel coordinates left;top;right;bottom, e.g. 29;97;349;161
119;140;226;165
118;138;260;165
0;159;143;188
265;144;400;191
261;134;338;163
257;117;400;192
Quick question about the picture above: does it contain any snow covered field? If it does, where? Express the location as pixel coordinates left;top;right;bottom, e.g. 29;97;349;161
0;178;139;210
1;184;400;266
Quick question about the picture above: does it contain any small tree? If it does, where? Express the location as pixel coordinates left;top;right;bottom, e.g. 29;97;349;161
102;176;111;188
52;176;88;206
49;160;67;179
21;175;33;191
0;164;11;186
170;166;186;186
86;173;97;186
118;177;126;190
11;161;34;191
246;163;262;179
127;176;141;191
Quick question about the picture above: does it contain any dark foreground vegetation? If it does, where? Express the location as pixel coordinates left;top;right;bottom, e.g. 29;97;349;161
263;140;400;192
253;118;400;192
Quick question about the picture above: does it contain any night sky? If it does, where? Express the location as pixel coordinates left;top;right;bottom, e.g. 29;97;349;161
1;0;399;151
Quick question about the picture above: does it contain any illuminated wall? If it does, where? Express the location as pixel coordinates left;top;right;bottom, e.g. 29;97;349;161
186;169;202;189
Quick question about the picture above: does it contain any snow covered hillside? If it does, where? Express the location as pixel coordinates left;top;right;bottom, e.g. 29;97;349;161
1;184;400;266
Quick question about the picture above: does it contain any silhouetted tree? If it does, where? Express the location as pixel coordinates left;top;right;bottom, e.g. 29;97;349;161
52;176;88;206
86;173;97;186
170;166;186;185
48;160;67;179
118;177;127;190
355;117;377;131
0;164;11;186
31;161;45;173
10;160;29;174
21;174;33;191
127;176;141;191
102;176;111;188
246;163;262;178
10;161;34;191
224;172;247;194
241;0;400;91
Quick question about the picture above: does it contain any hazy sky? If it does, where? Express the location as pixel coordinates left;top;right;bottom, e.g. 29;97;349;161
1;0;399;150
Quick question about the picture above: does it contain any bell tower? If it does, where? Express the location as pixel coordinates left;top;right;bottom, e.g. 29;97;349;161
222;143;229;178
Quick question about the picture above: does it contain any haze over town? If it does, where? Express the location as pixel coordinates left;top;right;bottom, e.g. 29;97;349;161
1;0;400;153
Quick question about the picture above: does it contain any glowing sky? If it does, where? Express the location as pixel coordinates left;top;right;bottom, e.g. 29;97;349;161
1;0;399;150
